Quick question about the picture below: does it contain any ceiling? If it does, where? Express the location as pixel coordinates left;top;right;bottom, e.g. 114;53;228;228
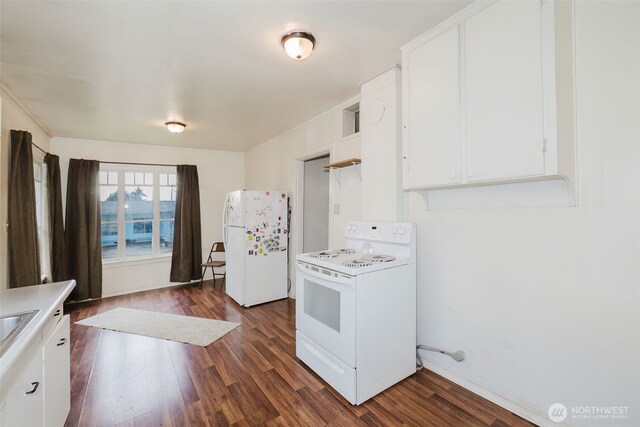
0;1;471;152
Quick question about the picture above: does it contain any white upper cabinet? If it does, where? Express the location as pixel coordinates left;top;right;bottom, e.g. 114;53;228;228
402;0;575;190
404;26;461;188
465;0;545;181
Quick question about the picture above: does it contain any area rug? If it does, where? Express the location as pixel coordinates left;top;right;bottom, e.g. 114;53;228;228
76;307;240;346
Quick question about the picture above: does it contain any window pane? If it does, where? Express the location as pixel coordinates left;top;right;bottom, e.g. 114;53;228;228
99;171;107;184
160;184;176;220
125;186;153;220
135;172;144;185
125;221;152;257
108;171;118;184
101;223;118;260
100;186;118;222
168;174;176;185
159;220;174;254
125;172;134;185
159;174;167;185
145;173;153;184
159;187;176;201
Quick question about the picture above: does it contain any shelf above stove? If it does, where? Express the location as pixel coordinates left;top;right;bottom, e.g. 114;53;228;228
323;158;361;169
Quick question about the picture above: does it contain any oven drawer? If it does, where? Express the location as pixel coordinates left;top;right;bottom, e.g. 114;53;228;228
296;331;356;405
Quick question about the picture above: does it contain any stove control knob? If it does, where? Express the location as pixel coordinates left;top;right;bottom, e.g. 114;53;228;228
391;226;398;235
350;224;357;231
398;227;406;235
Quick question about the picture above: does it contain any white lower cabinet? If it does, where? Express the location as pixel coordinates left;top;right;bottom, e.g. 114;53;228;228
43;315;71;427
0;313;70;427
0;339;44;427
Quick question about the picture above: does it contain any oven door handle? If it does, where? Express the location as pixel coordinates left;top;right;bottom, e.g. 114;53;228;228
297;263;355;288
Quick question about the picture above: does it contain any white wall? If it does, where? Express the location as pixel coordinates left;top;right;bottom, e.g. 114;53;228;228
411;2;640;425
0;87;52;289
303;155;330;253
51;137;244;297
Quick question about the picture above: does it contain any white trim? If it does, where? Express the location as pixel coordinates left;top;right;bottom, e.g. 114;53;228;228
99;163;176;173
294;149;330;298
295;159;304;273
102;254;172;269
101;280;197;299
420;361;555;427
0;82;52;137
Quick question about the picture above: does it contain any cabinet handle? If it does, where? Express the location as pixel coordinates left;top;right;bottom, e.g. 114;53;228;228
449;173;456;180
53;309;61;317
466;171;474;178
57;337;68;346
25;382;40;395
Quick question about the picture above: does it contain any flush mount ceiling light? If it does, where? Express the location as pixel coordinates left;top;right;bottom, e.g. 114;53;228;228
165;121;186;134
281;31;316;61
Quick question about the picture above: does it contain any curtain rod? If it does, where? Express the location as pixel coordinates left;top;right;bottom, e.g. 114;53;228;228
99;160;177;167
28;143;176;167
32;142;48;156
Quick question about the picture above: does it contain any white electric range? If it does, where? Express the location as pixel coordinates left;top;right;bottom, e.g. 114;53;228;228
295;221;416;405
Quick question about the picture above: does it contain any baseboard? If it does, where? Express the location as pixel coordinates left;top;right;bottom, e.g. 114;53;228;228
101;280;199;298
421;361;553;427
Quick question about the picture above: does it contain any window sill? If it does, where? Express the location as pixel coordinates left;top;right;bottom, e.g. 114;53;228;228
102;254;172;269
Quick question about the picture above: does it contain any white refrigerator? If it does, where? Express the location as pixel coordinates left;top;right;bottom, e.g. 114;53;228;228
222;190;289;307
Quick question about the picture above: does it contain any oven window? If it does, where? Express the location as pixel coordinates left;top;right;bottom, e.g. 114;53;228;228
304;279;341;332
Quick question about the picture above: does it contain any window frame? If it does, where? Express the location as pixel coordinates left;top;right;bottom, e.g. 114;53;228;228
99;164;177;263
33;155;51;282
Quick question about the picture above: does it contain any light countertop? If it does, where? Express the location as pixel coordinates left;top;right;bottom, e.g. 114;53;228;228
0;280;75;380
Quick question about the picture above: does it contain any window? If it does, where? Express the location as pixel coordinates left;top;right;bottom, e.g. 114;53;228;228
99;166;177;262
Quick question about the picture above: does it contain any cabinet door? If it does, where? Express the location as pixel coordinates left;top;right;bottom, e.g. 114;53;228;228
0;341;44;427
43;315;70;427
404;25;461;188
465;0;545;182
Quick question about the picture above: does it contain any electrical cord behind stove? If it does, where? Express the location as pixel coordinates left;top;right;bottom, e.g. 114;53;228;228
416;345;465;369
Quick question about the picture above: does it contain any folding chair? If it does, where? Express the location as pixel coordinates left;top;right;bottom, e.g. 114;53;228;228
199;242;226;289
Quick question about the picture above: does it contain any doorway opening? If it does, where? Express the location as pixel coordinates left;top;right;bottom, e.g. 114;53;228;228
302;154;330;253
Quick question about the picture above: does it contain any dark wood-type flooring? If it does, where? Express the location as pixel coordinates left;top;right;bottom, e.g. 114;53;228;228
64;280;535;427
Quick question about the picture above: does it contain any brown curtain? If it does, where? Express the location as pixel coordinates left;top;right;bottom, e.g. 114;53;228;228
65;159;102;300
170;165;202;282
45;154;66;282
8;130;41;287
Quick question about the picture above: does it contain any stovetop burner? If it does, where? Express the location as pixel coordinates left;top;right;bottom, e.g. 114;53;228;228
335;249;356;255
309;248;355;259
343;259;373;268
363;254;395;263
342;254;396;268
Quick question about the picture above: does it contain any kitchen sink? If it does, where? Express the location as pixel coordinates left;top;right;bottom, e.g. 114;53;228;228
0;310;39;357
